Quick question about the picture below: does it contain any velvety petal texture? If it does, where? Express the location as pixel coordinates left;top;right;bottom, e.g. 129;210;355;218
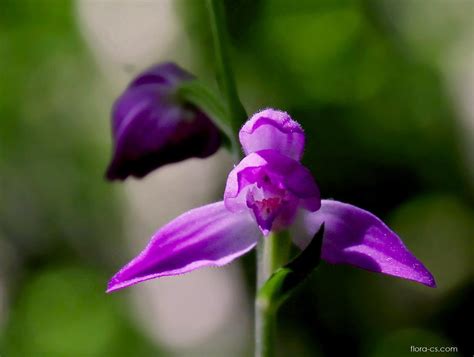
107;202;260;292
292;200;436;287
240;109;305;160
106;62;221;180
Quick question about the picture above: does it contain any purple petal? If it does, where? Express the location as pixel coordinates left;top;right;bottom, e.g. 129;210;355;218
292;200;436;287
128;62;194;88
224;150;320;213
110;84;161;138
107;202;260;292
246;190;285;235
106;83;221;180
240;109;305;160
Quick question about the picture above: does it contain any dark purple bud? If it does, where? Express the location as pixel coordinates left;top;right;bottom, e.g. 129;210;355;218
105;63;222;180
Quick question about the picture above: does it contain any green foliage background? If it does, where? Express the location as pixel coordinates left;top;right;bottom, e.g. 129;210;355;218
0;0;473;356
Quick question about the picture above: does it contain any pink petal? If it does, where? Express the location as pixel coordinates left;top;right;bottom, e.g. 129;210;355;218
292;200;436;287
224;150;320;213
107;202;260;292
239;109;305;160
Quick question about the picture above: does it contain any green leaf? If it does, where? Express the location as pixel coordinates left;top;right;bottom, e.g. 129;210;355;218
257;224;325;311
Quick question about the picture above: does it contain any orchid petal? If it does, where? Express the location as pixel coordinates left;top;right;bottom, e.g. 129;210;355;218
128;62;194;88
292;200;436;287
107;202;260;292
106;85;221;180
224;150;320;213
239;109;305;160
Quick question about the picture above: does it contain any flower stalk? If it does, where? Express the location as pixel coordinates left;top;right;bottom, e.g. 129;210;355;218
256;231;291;357
206;0;247;139
205;4;282;353
255;287;276;357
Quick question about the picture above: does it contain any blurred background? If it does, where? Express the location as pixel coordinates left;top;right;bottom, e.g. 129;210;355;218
1;0;473;356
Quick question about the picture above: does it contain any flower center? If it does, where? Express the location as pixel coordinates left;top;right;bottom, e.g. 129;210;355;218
255;196;281;214
245;172;290;235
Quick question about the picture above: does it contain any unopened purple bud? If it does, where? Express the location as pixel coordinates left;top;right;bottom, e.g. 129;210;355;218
105;63;221;180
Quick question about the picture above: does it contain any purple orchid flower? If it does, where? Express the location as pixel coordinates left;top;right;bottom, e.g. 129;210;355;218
107;109;435;292
106;63;222;180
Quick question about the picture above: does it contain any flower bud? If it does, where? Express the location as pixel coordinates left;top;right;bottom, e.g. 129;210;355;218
105;63;221;180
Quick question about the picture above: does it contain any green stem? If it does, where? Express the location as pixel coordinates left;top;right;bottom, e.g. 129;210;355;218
206;2;284;355
255;232;291;357
206;0;247;139
255;292;276;357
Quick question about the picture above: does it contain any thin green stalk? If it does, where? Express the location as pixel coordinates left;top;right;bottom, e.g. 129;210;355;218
206;0;247;138
205;2;286;355
255;289;276;357
256;232;291;357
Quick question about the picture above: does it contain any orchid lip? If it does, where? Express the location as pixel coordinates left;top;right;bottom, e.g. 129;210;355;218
223;149;321;234
246;183;288;235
